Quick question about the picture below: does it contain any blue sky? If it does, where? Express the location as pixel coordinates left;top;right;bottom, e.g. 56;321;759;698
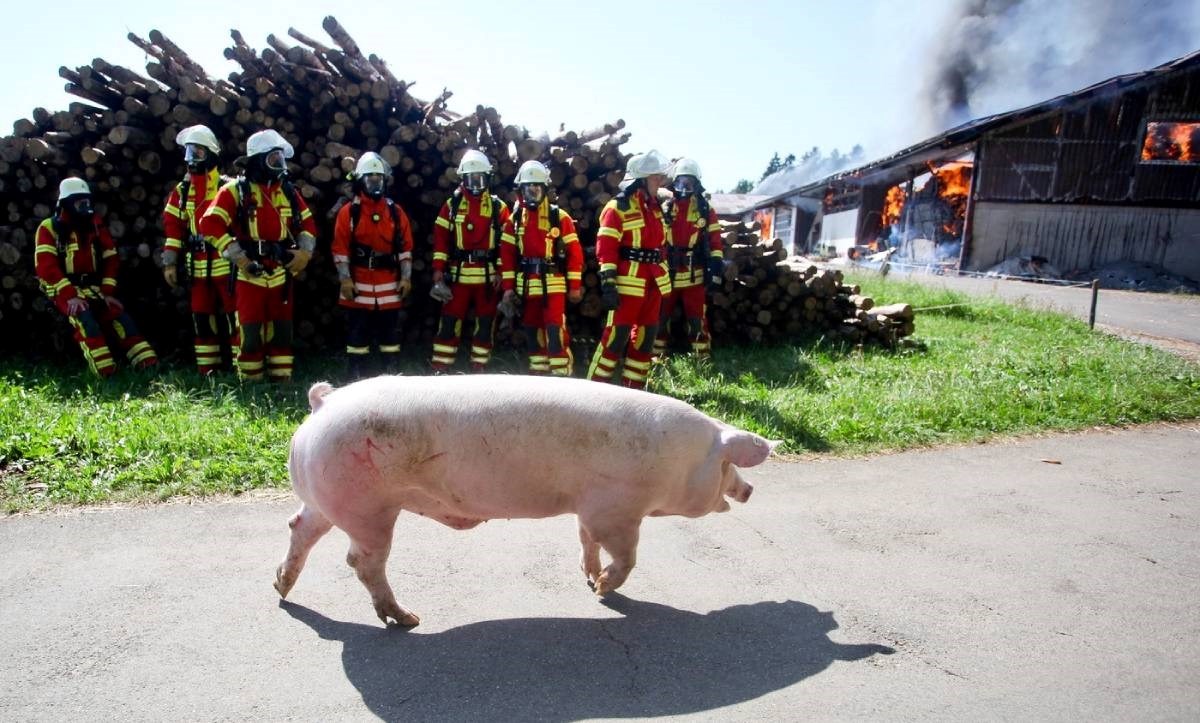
3;0;1196;191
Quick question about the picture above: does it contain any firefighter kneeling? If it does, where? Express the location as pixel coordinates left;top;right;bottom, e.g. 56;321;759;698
200;129;317;382
499;160;584;376
34;178;158;376
332;152;414;378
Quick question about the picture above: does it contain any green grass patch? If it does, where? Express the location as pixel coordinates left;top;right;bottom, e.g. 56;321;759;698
3;273;1199;512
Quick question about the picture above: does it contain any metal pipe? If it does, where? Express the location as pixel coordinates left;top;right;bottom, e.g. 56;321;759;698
1089;279;1100;329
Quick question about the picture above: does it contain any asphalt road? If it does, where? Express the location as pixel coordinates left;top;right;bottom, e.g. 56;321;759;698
890;270;1200;347
2;422;1198;721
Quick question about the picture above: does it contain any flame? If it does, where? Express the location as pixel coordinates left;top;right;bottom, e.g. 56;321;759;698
1141;121;1200;162
882;185;906;227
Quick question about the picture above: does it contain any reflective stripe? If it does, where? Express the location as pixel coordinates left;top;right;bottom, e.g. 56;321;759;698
432;343;457;354
354;281;399;292
379;344;401;353
346;346;371;355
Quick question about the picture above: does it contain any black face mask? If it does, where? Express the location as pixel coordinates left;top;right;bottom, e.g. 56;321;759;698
64;197;93;221
184;145;215;174
245;155;284;184
362;175;386;199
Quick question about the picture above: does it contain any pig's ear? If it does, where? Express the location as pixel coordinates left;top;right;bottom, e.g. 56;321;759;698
719;429;777;468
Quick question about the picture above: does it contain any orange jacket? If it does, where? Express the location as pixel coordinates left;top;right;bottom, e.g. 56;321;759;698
332;195;414;309
499;200;583;296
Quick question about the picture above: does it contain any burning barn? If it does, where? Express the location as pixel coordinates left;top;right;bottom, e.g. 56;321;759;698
781;48;1200;283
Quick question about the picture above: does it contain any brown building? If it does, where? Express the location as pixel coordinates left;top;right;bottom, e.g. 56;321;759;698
752;49;1200;282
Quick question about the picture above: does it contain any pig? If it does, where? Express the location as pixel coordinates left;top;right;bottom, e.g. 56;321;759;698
275;374;779;626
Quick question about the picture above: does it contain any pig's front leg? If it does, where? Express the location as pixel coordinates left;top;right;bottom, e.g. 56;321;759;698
578;520;602;586
274;503;333;598
579;511;642;596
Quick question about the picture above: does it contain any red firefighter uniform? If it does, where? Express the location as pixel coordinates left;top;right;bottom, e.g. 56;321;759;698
34;214;158;376
331;196;414;371
431;190;510;370
162;168;237;374
586;188;671;388
656;195;724;357
499;199;583;375
200;180;317;381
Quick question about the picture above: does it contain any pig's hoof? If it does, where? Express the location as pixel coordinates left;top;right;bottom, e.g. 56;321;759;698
274;564;294;598
376;601;420;627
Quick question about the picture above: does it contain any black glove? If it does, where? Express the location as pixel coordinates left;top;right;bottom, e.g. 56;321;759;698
707;258;726;286
601;282;619;310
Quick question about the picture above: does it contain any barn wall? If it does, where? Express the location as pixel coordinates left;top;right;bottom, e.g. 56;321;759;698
967;201;1200;280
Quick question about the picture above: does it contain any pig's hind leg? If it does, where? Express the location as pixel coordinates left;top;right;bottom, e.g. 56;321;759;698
343;509;421;627
275;503;333;598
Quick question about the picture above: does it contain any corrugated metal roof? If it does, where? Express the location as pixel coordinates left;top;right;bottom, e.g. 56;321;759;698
779;48;1200;198
708;193;771;215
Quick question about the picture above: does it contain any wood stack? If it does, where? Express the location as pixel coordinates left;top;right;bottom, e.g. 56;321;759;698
706;221;916;346
0;17;633;358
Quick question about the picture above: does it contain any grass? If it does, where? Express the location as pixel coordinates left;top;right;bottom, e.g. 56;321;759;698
2;273;1199;512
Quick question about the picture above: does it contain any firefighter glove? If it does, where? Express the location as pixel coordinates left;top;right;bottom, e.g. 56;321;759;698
430;280;453;303
398;279;412;298
103;296;124;313
65;297;88;317
340;278;355;301
707;258;726;285
162;265;178;288
601;282;619;310
568;287;583;303
498;290;518;318
286;249;312;274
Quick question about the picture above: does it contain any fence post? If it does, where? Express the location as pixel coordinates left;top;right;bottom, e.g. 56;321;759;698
1089;279;1100;329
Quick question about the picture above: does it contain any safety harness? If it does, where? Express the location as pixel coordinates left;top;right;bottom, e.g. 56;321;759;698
348;197;405;270
233;178;302;300
445;189;502;285
664;193;714;285
512;202;569;298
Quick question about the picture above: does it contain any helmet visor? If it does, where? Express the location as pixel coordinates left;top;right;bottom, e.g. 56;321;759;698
673;175;699;195
363;174;386;198
184;144;210;165
521;184;545;206
463;172;488;193
69;196;93;216
265;149;288;174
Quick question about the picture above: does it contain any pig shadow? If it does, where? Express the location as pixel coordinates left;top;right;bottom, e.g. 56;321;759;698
281;596;894;721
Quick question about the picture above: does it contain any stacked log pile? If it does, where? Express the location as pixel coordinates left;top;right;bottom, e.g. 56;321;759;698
0;17;631;357
707;221;915;346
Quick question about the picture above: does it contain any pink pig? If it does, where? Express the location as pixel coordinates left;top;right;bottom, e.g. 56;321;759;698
275;374;779;626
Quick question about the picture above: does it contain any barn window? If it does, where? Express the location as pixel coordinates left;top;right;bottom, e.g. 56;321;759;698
1140;121;1200;163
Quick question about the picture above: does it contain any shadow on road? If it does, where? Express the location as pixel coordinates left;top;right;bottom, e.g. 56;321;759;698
281;595;893;721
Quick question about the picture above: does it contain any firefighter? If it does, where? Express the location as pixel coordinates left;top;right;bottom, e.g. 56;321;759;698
655;158;725;358
199;129;317;382
34;178;158;376
161;125;236;376
331;151;414;378
499;160;584;376
430;149;510;372
586;150;672;389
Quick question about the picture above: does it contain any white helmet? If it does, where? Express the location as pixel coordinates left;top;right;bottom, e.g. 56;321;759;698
354;151;391;178
58;177;91;203
624;149;671;180
670;158;702;181
245;129;294;159
514;160;550;185
175;125;221;154
457;149;493;176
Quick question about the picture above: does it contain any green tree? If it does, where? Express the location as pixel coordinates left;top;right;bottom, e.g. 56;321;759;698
732;179;754;193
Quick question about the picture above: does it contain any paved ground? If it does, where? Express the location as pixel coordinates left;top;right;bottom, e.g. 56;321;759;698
2;422;1198;721
890;269;1200;350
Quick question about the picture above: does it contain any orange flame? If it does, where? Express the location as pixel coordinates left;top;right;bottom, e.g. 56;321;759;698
1141;122;1200;162
882;185;906;227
